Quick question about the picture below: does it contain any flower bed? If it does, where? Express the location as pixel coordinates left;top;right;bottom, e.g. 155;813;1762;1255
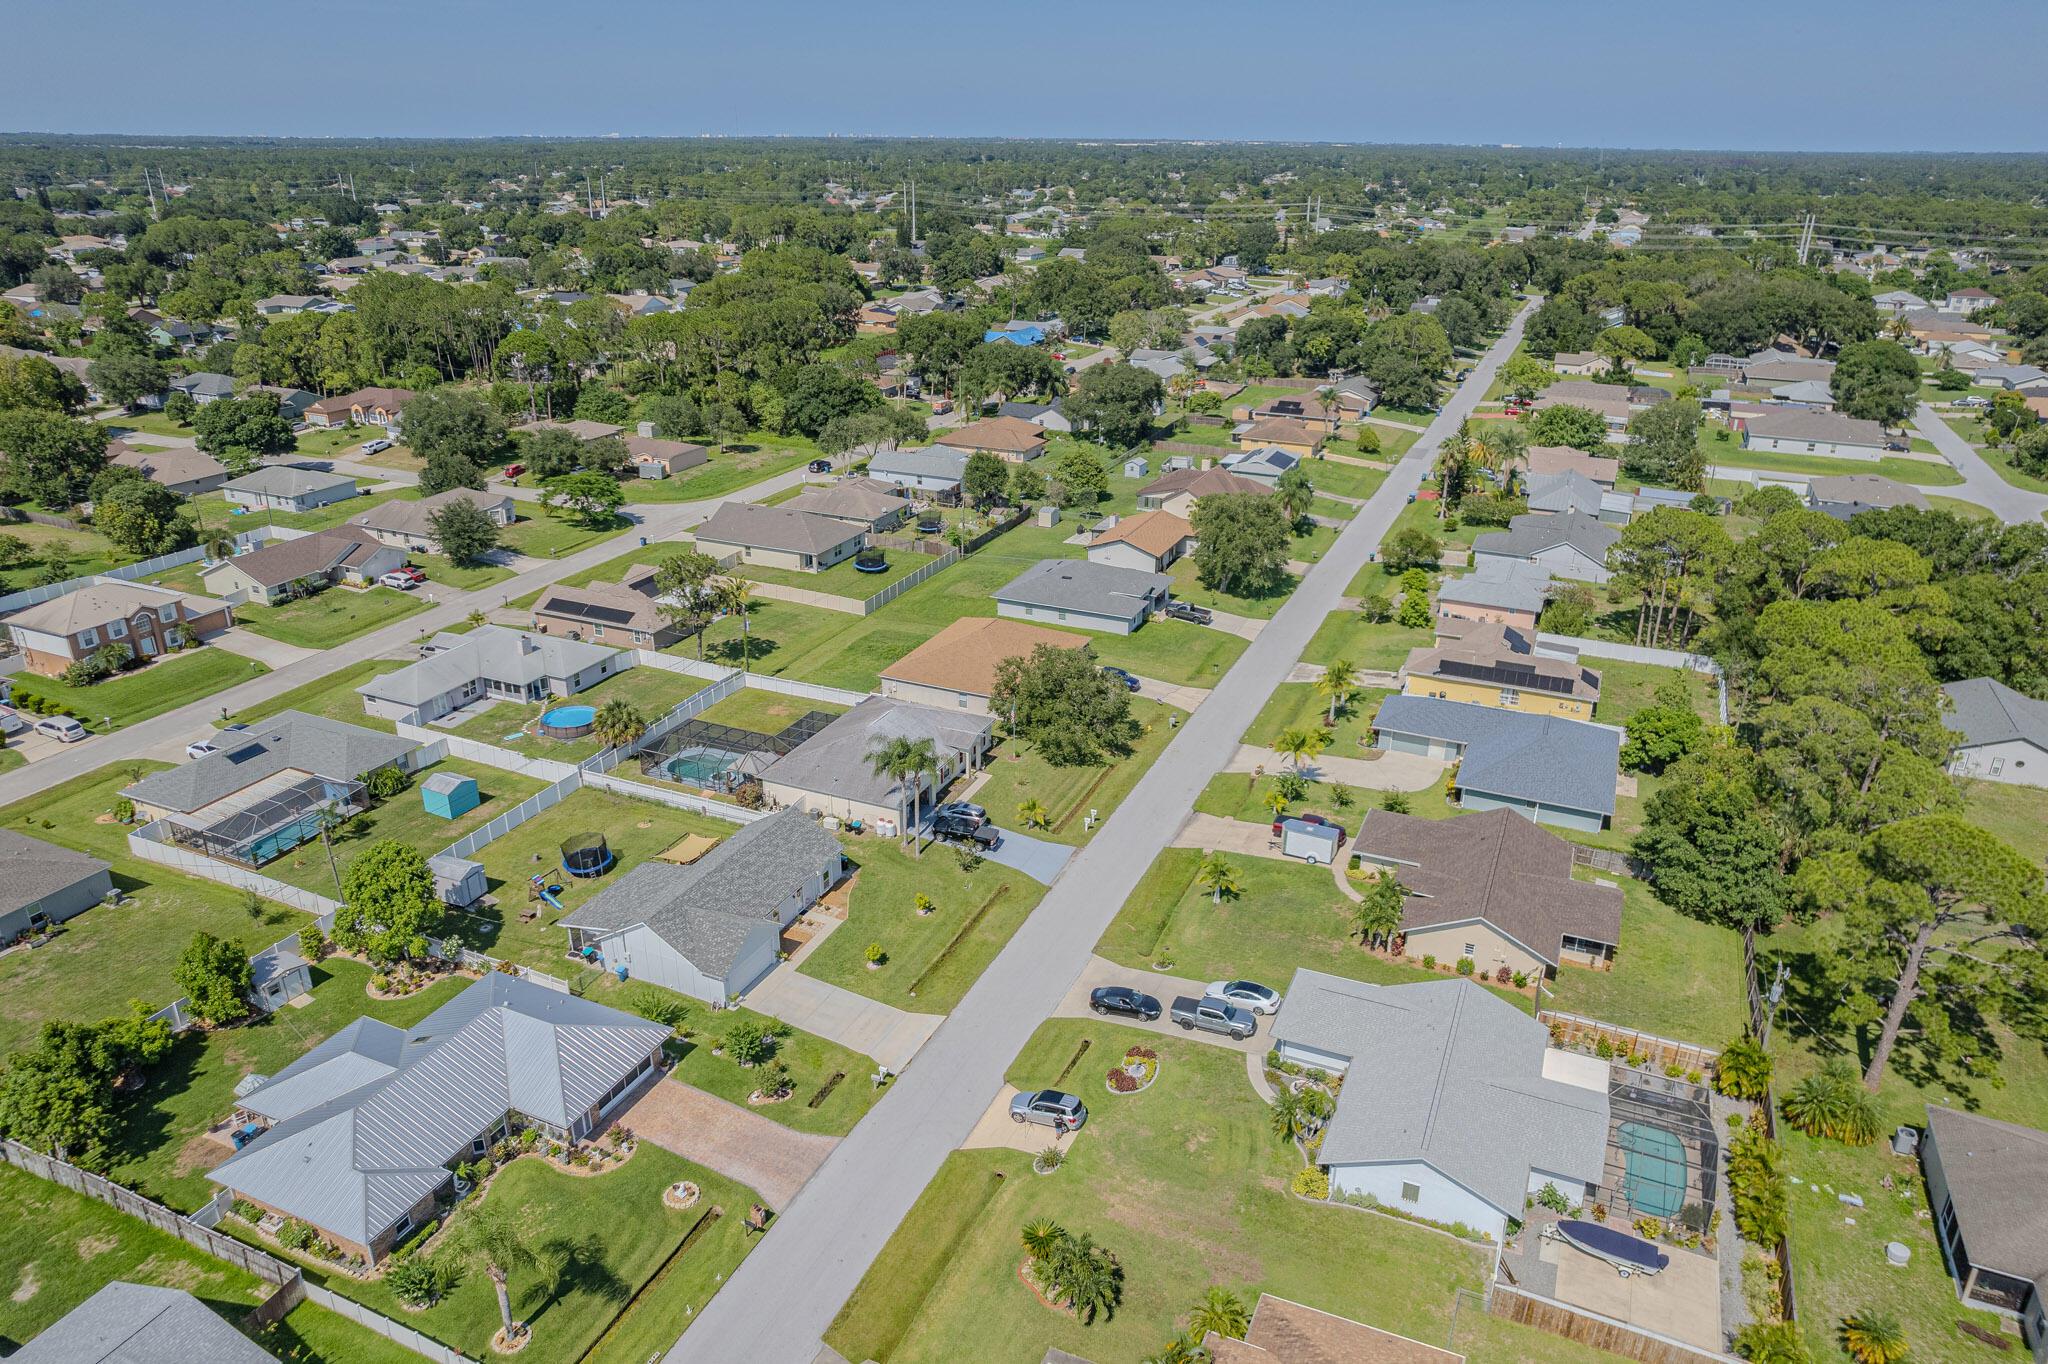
663;1180;701;1210
1104;1044;1159;1094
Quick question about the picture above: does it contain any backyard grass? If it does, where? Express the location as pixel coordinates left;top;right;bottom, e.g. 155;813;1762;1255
187;487;403;535
691;686;848;734
1957;777;2048;864
8;647;269;730
825;1019;1597;1364
800;834;1047;1013
231;585;428;647
446;665;711;763
264;758;548;898
0;522;130;590
1591;659;1718;726
226;657;407;731
721;542;938;598
1302;610;1431;670
1544;871;1747;1044
499;509;633;559
619;446;813;503
969;697;1183;845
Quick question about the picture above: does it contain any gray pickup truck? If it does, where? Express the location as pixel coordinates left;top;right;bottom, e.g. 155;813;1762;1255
1170;994;1257;1040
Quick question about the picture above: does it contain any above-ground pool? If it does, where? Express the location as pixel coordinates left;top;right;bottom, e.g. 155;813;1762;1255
1616;1121;1689;1218
539;703;596;740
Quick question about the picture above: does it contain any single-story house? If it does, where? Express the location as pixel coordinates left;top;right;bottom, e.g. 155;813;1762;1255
0;829;112;947
691;501;868;573
357;626;626;726
1471;512;1620;585
1742;409;1889;461
1807;473;1930;520
221;466;359;514
997;399;1072;433
759;696;994;829
624;433;709;479
1135;466;1272;520
866;446;968;494
934;416;1048;463
1530;393;1632;433
1085;510;1196;573
200;527;404;606
1920;1105;2048;1357
984;322;1045;346
1771;379;1836;409
1543;380;1666;410
1199;1293;1465;1364
1741;354;1836;386
107;441;229;496
1352;808;1623;977
1551;350;1605;376
347;488;515;554
244;384;322;421
1217;445;1300;487
1981;365;2048;393
995;559;1171;635
1874;289;1930;315
1434;566;1552;635
250;294;329;316
168;372;236;404
879;615;1089;715
1126;349;1193;382
1234;417;1321;459
13;1281;278;1364
303;386;415;430
1371;694;1621;832
1269;970;1609;1245
211;974;668;1265
1325;375;1379;417
5;580;231;676
1523;445;1619;488
780;477;912;532
1524;470;1627;523
1942;677;2048;788
512;417;625;444
560;809;844;1002
1400;621;1599;720
1248;394;1339;432
532;563;683;648
123;710;419;863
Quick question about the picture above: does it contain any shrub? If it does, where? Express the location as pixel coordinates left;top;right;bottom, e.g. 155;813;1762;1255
386;1256;447;1307
1838;1313;1909;1364
1733;1321;1812;1364
1420;953;1437;970
1780;1061;1881;1145
1714;1034;1773;1101
1535;1182;1571;1213
1665;1062;1685;1078
1511;971;1529;988
1493;964;1511;984
1034;1144;1066;1172
722;1018;771;1067
1290;1166;1330;1199
113;798;134;822
363;764;411;799
864;941;885;964
1595;1037;1615;1059
232;1199;264;1223
1357;592;1393;623
391;1219;439;1260
279;1219;318;1251
1454;956;1475;976
1727;1123;1789;1247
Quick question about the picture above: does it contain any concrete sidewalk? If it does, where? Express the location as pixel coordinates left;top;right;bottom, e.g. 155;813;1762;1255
740;964;942;1074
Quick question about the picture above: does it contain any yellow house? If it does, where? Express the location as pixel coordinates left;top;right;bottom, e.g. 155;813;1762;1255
1398;620;1600;720
1235;416;1322;460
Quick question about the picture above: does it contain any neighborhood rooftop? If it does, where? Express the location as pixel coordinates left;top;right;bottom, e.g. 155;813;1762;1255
121;711;415;815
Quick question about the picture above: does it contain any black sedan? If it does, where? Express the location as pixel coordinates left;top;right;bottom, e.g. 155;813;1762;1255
1090;985;1163;1021
1100;665;1141;692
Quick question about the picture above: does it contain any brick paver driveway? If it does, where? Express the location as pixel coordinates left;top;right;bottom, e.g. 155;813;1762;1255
617;1076;837;1209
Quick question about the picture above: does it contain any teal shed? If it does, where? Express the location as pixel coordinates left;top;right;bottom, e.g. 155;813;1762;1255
421;771;479;820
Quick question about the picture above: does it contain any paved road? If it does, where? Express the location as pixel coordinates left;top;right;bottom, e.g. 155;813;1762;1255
1910;402;2048;524
665;298;1539;1364
0;467;813;803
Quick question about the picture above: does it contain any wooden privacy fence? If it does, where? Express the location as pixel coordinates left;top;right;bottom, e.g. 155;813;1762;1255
1538;1010;1720;1072
1488;1284;1742;1364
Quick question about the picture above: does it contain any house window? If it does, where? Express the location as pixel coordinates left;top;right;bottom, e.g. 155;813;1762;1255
1498;687;1519;705
77;628;97;648
107;619;127;639
470;1134;489;1156
158;606;177;624
1463;943;1477;958
391;1211;413;1239
1400;1182;1422;1204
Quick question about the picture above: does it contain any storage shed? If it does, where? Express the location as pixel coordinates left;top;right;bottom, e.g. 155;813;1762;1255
421;771;479;820
429;853;487;908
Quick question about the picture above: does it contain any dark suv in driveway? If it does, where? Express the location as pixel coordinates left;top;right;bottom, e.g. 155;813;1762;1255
1163;600;1213;626
931;812;1001;849
1090;985;1162;1021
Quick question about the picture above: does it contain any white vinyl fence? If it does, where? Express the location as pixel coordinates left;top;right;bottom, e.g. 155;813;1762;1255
580;670;743;777
0;525;303;615
396;726;580;783
738;672;870;707
127;820;345;917
581;768;764;824
859;546;959;613
300;1285;473;1363
1536;632;1728;724
435;772;582;862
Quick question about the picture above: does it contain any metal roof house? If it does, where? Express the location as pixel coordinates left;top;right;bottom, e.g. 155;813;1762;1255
0;828;112;947
210;973;669;1265
559;809;844;1002
356;626;626;726
1371;695;1621;832
1270;970;1609;1245
12;1280;278;1363
1921;1105;2048;1354
1942;677;2048;789
994;559;1171;635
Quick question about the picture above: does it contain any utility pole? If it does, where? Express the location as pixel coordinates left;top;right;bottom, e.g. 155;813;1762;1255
1796;212;1816;266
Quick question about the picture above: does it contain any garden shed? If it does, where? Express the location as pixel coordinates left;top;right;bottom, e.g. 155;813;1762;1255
421;770;480;820
429;853;487;908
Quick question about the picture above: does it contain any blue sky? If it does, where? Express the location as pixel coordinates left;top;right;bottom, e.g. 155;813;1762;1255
7;0;2045;151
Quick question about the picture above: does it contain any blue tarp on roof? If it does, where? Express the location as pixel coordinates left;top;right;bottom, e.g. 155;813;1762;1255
984;324;1045;346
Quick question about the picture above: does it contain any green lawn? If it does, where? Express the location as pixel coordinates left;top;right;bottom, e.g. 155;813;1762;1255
691;687;848;734
1302;457;1389;501
446;665;711;763
226;658;406;732
1591;659;1718;726
0;522;132;590
621;1000;879;1136
188;487;406;535
800;834;1047;1013
231;586;428;648
1241;682;1392;756
1165;555;1296;619
826;1019;1597;1364
720;542;938;598
1699;429;1964;486
264;758;548;898
508;539;701;608
1544;871;1747;1045
970;698;1183;845
8;648;269;730
1303;611;1431;670
618;446;813;503
499;509;633;559
1957;777;2048;865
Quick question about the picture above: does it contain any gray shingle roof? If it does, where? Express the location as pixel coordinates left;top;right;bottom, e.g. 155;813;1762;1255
356;626;619;708
122;711;416;814
1435;569;1552;614
1472;512;1619;564
348;488;512;541
1807;474;1929;515
14;1281;276;1363
1271;970;1608;1218
693;501;868;556
1942;677;2048;752
1925;1105;2048;1278
866;447;968;483
221;466;357;499
1372;695;1621;817
560;808;841;973
1525;470;1604;516
761;696;992;808
211;974;668;1248
994;559;1170;618
0;829;110;922
1744;408;1887;446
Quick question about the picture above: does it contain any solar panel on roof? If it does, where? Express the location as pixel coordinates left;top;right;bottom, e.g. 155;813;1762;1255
548;599;637;626
1437;658;1577;695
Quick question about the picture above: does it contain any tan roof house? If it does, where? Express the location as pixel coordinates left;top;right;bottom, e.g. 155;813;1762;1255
304;386;415;430
1135;466;1271;519
1551;350;1606;376
1523;445;1619;487
624;434;709;479
513;418;625;443
200;527;405;606
107;440;229;496
5;581;232;677
1085;509;1196;573
691;502;867;573
879;616;1089;715
933;416;1048;463
532;564;684;648
348;489;515;553
1235;416;1322;458
780;477;912;531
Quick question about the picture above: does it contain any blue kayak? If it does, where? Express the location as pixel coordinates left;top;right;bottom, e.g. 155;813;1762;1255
1552;1219;1670;1276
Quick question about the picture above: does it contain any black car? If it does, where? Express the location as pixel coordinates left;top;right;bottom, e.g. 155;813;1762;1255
807;459;833;473
931;813;1000;849
1163;600;1213;626
1090;985;1162;1021
1101;665;1140;692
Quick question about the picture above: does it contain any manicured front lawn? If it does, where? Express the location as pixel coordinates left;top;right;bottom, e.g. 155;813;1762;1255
1698;432;1963;486
1302;611;1430;670
1544;871;1746;1045
231;586;428;647
616;991;879;1136
1302;457;1388;501
800;834;1047;1012
1165;555;1296;619
826;1019;1590;1364
970;697;1183;844
226;657;406;731
1088;620;1246;688
1241;682;1392;755
446;665;711;763
8;647;269;730
499;510;633;559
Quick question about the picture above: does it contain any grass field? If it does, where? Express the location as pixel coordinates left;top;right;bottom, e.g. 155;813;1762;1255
691;687;848;734
1240;682;1392;755
499;509;634;559
618;446;813;503
625;1002;879;1136
188;487;407;535
231;585;428;647
1957;777;2048;864
8;647;269;730
1699;429;1964;486
1543;871;1747;1044
1592;659;1718;726
0;522;131;590
446;665;711;763
724;542;937;597
970;697;1183;845
1165;555;1296;619
226;657;406;731
1302;457;1389;501
1302;611;1430;670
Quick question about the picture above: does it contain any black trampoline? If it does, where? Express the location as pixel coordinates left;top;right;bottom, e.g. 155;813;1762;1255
561;833;614;877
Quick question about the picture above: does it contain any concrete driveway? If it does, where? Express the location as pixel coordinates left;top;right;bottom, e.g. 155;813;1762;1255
617;1076;837;1209
1049;955;1269;1055
1133;676;1211;711
1172;812;1290;861
1226;742;1447;792
202;628;316;669
977;826;1072;884
960;1085;1080;1155
739;964;941;1073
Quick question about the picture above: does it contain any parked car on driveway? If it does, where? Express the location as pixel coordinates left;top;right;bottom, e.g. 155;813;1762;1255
33;715;87;743
1090;985;1162;1021
1170;995;1257;1040
1206;979;1283;1015
1010;1088;1087;1132
394;565;427;584
361;438;393;455
1163;600;1213;626
930;801;987;827
807;459;833;473
1100;665;1140;692
185;739;218;760
930;813;1000;849
377;571;418;590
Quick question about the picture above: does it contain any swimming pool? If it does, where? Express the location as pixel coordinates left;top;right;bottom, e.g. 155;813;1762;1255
539;704;596;740
665;745;742;785
1616;1121;1688;1218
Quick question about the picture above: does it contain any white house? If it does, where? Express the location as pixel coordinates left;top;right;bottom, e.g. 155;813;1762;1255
1470;512;1619;585
865;447;968;494
993;559;1171;635
1742;409;1890;462
356;626;625;726
1942;677;2048;788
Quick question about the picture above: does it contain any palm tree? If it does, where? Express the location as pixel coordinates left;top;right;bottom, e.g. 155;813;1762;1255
716;574;755;670
591;699;646;751
1839;1312;1909;1364
1314;659;1359;726
1272;726;1329;773
1269;1088;1310;1143
865;735;937;850
1351;874;1407;948
450;1200;541;1348
1261;786;1292;822
203;531;234;563
1050;1231;1122;1324
1712;1035;1773;1102
1139;1338;1207;1364
1187;1287;1250;1341
1195;852;1242;905
1433;432;1474;519
1017;798;1050;830
1019;1218;1065;1261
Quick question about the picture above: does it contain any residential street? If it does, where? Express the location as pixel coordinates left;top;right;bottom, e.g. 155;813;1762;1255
1910;401;2048;523
665;298;1539;1364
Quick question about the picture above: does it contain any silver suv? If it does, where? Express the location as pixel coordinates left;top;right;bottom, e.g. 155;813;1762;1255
1009;1088;1087;1133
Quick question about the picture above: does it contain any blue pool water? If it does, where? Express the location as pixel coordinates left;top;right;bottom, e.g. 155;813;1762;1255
542;704;596;728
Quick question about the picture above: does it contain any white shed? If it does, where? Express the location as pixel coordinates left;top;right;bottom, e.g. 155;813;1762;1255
1281;818;1341;865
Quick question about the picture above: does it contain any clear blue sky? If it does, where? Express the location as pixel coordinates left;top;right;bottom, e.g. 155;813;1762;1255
7;0;2045;151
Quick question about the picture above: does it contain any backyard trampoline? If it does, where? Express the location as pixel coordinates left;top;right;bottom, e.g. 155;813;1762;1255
561;833;614;877
1616;1122;1689;1219
539;703;596;740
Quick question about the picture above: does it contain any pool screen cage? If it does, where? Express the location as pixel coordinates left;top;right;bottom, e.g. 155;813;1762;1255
637;710;839;787
167;775;367;866
1592;1068;1720;1226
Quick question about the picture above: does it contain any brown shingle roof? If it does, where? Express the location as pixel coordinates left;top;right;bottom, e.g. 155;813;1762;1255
107;442;226;488
880;616;1088;698
1091;510;1194;559
692;501;867;556
211;527;390;588
1238;416;1322;447
305;386;415;420
933;416;1049;455
1523;445;1619;484
1138;467;1272;501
